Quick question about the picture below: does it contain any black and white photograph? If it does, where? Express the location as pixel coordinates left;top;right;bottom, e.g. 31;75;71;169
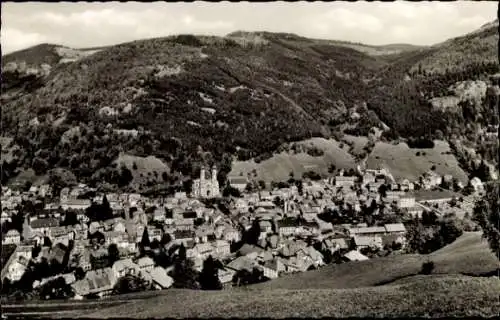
1;0;499;318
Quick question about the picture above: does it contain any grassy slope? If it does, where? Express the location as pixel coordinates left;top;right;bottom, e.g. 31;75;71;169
8;232;497;318
230;137;356;183
254;232;498;291
366;140;469;184
71;276;499;318
112;153;170;189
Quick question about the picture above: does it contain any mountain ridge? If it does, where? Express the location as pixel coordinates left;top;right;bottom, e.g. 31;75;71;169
1;21;498;191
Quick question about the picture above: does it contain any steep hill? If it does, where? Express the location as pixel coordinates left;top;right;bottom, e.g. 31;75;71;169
1;21;498;191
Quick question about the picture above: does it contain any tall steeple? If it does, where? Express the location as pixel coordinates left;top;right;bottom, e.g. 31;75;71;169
211;165;217;182
200;165;206;182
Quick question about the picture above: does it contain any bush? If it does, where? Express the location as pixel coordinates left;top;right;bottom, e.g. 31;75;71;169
420;261;435;275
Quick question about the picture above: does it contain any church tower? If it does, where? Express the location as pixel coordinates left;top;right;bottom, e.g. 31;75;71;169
211;165;220;197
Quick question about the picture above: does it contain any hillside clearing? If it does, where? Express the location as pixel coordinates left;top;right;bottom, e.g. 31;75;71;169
366;140;468;184
230;138;356;183
112;153;170;190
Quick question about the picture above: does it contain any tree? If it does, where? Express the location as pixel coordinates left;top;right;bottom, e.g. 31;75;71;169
113;275;149;294
244;219;261;245
420;261;435;275
43;236;52;248
140;227;151;249
108;244;120;266
258;180;266;190
223;186;242;198
171;246;199;289
198;255;222;290
473;183;500;261
75;267;86;280
62;211;78;226
161;233;172;246
39;277;74;300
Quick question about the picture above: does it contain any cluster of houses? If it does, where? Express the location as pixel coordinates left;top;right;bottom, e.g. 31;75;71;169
1;164;483;299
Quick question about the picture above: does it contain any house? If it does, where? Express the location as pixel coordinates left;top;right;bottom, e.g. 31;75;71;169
3;229;21;245
218;268;236;289
104;231;128;247
301;208;318;222
259;220;273;234
407;205;424;218
362;173;376;186
113;221;126;233
4;257;29;282
1;211;11;224
148;267;173;290
238;244;264;259
79;251;92;271
384;223;406;235
153;208;166;222
29;217;60;236
261;259;282;279
470;177;484;193
421;171;442;189
89;221;104;234
297;246;324;267
335;176;356;188
228;176;249;192
137;257;155;273
343;250;369;262
256;250;274;263
148;227;163;243
267;234;280;250
397;196;416;208
413;190;454;205
226;256;258;273
277;218;300;237
175;219;195;231
195;227;211;243
348;226;386;237
279;240;307;258
50;227;74;247
71;268;117;298
214;240;231;256
322;237;350;253
61;199;91;211
353;235;383;249
50;244;68;265
173;230;195;246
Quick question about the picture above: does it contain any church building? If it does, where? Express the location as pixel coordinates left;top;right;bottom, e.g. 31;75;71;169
191;165;221;199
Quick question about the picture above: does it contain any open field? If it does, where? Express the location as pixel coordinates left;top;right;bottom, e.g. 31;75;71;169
230;138;356;183
112;153;170;190
18;275;495;318
366;140;469;184
4;232;498;318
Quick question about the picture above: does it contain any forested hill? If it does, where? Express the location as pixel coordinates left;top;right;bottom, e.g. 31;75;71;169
1;21;498;192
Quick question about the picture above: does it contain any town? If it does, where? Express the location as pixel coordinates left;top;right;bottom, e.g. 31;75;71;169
0;163;486;301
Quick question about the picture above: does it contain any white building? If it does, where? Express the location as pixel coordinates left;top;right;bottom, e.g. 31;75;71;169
397;196;416;209
191;165;221;199
470;177;484;194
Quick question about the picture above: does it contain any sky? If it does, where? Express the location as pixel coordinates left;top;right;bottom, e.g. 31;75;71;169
1;1;497;54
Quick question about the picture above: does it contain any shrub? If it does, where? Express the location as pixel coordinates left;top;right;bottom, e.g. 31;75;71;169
420;261;435;275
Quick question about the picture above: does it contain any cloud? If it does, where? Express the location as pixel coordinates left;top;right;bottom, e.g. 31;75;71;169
1;2;497;54
1;28;54;54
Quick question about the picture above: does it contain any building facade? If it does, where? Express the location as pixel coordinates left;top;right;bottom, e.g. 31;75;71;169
191;165;221;199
